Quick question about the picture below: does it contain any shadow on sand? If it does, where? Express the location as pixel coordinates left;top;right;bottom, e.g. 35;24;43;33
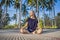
42;29;60;34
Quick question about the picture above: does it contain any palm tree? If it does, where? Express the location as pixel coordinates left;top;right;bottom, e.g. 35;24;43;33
27;0;34;10
13;0;22;28
1;0;12;14
46;0;53;27
22;0;28;19
52;3;57;27
1;0;12;26
13;0;20;25
27;0;41;21
58;13;60;16
0;3;2;19
12;14;17;25
4;13;11;25
27;0;47;28
13;0;22;29
0;3;3;27
39;0;47;28
22;4;28;18
46;0;57;27
55;12;60;28
19;0;22;29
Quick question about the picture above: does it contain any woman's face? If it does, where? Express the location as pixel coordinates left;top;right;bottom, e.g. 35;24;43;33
30;11;34;16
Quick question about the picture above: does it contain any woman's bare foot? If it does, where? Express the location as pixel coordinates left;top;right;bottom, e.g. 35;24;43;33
36;29;42;34
32;31;36;34
20;28;30;34
20;28;24;33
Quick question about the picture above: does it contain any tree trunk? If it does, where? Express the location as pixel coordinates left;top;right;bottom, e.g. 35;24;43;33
42;8;45;28
4;5;7;26
53;6;56;27
49;9;54;27
36;0;39;22
19;0;22;29
3;0;7;26
15;9;17;25
49;10;53;27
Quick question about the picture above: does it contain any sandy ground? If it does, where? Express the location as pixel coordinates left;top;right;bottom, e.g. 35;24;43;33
0;29;60;40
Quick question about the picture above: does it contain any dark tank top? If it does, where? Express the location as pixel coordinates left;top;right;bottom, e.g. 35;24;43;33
26;18;38;32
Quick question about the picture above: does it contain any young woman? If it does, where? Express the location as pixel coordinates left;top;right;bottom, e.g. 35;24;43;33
20;11;42;34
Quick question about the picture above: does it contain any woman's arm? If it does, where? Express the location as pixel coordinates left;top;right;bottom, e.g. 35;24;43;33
36;22;43;30
22;22;28;29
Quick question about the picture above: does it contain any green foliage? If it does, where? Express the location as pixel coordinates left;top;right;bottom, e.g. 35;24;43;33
0;4;2;19
4;24;17;29
13;0;20;9
55;14;60;28
3;13;11;26
1;0;12;7
43;25;57;29
0;0;59;29
28;0;33;5
38;19;43;28
28;0;40;6
0;10;2;19
38;19;58;29
58;12;60;16
51;25;57;28
12;14;17;20
22;4;28;17
21;17;28;26
0;13;11;28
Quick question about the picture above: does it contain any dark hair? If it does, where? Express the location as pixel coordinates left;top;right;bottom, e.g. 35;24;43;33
26;11;38;22
30;11;37;19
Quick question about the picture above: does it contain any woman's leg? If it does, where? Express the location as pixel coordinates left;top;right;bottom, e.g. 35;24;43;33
36;28;43;34
32;31;36;34
20;28;29;34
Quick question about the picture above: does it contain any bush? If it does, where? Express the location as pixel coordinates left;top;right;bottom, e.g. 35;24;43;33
38;19;43;28
3;24;18;29
51;25;57;28
43;25;57;29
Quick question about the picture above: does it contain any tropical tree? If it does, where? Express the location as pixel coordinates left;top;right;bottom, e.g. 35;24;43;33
44;14;51;26
12;14;17;25
27;0;35;10
0;3;2;19
58;12;60;16
0;3;3;28
27;0;41;22
22;2;28;19
53;0;57;27
13;0;20;23
13;0;22;28
55;12;60;28
27;0;47;27
46;0;53;27
46;0;57;27
1;0;12;14
39;0;47;27
27;0;40;13
3;13;11;26
1;0;12;27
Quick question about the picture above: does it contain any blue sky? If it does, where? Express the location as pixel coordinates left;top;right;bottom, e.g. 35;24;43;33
5;0;60;25
55;0;60;14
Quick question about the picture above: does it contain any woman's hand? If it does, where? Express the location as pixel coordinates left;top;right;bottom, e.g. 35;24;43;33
20;22;28;33
37;28;43;34
23;22;28;29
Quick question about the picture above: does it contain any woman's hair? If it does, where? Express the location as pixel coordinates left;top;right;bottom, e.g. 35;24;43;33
26;11;38;22
30;10;37;19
